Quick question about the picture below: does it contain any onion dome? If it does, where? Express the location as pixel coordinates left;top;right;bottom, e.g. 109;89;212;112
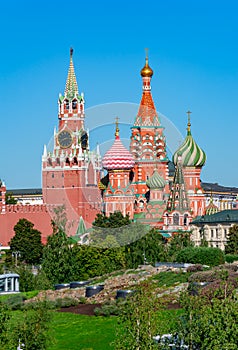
140;52;153;78
205;197;218;215
146;169;166;189
173;112;206;167
102;121;135;170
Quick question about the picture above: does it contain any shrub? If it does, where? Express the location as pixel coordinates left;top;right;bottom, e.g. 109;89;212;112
225;254;238;263
55;297;78;308
4;295;26;310
186;264;203;273
94;299;127;317
176;247;225;266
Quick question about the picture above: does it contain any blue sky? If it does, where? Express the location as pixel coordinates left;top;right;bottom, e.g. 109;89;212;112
0;0;237;188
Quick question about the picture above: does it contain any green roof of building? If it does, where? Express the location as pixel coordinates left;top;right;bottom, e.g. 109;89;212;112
192;209;238;225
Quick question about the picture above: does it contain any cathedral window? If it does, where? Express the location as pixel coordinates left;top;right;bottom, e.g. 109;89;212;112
173;213;179;225
52;173;54;178
73;157;78;165
62;173;64;178
184;214;188;225
66;158;70;166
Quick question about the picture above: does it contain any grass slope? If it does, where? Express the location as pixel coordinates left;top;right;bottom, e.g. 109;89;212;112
49;313;117;350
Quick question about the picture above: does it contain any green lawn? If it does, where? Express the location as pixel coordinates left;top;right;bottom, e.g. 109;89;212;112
49;313;117;350
48;308;183;350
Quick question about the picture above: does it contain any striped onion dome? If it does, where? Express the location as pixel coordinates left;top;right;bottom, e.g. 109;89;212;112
146;169;166;189
173;118;206;167
205;197;218;215
102;124;135;170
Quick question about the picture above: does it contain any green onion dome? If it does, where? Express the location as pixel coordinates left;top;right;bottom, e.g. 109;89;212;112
146;169;166;189
205;197;218;215
173;117;206;167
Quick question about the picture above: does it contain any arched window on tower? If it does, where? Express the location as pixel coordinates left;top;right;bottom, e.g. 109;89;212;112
73;157;78;165
65;158;70;166
72;99;77;110
65;99;69;110
173;213;179;225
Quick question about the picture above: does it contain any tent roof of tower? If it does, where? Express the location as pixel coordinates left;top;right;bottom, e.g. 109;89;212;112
134;54;161;127
64;48;79;100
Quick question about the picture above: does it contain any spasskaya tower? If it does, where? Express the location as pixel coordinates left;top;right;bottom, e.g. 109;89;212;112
42;49;101;235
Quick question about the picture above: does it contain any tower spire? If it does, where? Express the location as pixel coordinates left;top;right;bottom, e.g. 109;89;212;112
64;47;79;99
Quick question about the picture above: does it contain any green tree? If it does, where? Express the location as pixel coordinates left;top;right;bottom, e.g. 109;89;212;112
179;291;238;349
167;231;194;261
225;224;238;254
9;219;43;265
42;227;75;284
115;282;158;350
125;229;167;268
5;192;17;204
93;211;131;228
0;303;11;348
14;301;53;350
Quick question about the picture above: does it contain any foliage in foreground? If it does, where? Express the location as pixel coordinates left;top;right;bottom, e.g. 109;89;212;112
179;291;238;350
114;282;159;350
0;300;53;350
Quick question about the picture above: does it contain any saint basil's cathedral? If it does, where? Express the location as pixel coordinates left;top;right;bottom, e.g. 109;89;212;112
0;49;235;247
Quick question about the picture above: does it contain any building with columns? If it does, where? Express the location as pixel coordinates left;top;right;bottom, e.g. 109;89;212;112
190;209;238;250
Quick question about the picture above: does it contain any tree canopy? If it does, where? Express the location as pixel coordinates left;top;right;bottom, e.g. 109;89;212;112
225;224;238;255
9;219;43;265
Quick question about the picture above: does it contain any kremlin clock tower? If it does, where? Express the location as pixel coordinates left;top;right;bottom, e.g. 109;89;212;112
42;49;102;235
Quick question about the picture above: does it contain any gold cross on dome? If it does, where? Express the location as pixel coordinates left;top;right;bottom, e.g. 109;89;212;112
145;48;149;60
115;117;119;137
186;110;192;123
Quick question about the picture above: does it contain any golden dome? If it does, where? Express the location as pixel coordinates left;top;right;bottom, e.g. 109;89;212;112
140;56;153;77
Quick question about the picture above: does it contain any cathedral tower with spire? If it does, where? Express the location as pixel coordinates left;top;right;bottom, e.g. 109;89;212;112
42;49;102;235
130;52;169;212
173;112;206;217
100;120;135;218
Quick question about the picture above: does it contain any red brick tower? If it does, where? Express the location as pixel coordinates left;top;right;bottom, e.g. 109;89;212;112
42;49;101;235
130;53;169;212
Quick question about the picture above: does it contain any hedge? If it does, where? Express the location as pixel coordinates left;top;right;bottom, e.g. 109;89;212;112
176;247;225;266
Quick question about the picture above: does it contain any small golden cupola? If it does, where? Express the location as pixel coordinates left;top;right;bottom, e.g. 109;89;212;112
140;49;153;78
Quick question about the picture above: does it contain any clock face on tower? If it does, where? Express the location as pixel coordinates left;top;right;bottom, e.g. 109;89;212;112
57;130;73;148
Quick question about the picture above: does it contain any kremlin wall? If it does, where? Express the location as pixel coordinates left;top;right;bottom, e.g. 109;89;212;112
0;50;237;247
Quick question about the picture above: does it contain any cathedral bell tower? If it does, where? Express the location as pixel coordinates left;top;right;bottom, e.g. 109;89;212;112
130;52;169;212
42;49;101;236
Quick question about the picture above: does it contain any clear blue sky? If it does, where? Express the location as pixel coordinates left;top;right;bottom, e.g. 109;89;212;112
0;0;237;189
